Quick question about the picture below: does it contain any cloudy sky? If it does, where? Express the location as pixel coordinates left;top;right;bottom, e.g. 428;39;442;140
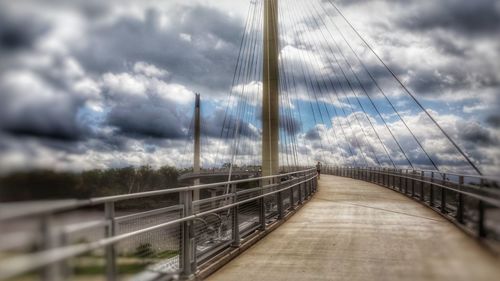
0;0;499;175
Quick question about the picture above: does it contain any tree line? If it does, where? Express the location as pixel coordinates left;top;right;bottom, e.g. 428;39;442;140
0;165;181;202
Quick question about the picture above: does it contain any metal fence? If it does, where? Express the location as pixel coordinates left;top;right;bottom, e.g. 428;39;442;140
324;166;500;251
0;168;318;281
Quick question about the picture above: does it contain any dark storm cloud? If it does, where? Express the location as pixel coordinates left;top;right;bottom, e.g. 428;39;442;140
486;115;500;128
0;1;247;144
202;109;259;139
305;127;320;141
107;105;187;139
432;34;467;57
0;74;90;142
397;0;500;36
0;8;49;51
280;114;302;135
460;123;498;147
76;5;243;92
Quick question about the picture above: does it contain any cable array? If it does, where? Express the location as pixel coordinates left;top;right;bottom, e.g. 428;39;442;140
181;0;482;176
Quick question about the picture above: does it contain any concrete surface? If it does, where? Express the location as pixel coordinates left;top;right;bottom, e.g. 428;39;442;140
205;175;500;281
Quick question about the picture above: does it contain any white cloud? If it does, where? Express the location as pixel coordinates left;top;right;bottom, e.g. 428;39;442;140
101;72;147;97
133;61;169;78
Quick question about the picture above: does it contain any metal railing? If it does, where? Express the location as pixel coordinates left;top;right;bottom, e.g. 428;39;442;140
0;168;318;281
324;166;500;251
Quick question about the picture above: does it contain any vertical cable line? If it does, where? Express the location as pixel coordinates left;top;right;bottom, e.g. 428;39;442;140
277;6;299;172
228;0;263;180
282;52;307;168
248;4;264;170
279;49;298;169
315;3;412;169
284;5;329;164
296;0;381;167
306;1;397;168
289;0;368;166
285;0;355;166
213;1;256;167
282;1;348;166
180;112;195;169
285;2;342;165
224;0;257;169
319;1;429;171
227;0;261;168
278;2;313;169
291;0;371;167
326;1;482;174
238;0;264;170
248;0;265;169
279;3;314;167
279;63;291;170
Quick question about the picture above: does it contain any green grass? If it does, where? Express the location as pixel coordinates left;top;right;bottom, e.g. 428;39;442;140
72;250;179;275
73;263;148;275
155;250;178;259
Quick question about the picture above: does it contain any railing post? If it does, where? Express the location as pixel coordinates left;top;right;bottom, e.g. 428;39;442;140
441;173;446;213
380;167;384;185
392;169;396;189
315;172;318;192
411;170;415;197
456;176;464;223
181;190;195;277
377;167;384;186
420;171;425;201
104;202;117;281
40;214;64;281
298;179;303;205
381;168;384;186
277;185;284;220
231;185;240;247
386;168;389;187
478;200;486;238
307;178;311;197
430;172;434;206
398;169;402;191
404;169;409;194
389;169;392;188
383;168;387;187
376;167;380;184
259;195;266;231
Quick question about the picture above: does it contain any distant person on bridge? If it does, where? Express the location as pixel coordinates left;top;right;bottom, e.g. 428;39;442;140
316;161;321;180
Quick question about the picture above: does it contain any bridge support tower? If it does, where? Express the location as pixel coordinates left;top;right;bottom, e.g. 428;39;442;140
262;0;280;177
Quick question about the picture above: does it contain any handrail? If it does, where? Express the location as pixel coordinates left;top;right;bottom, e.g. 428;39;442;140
360;169;500;207
333;165;500;182
0;168;315;221
0;168;318;280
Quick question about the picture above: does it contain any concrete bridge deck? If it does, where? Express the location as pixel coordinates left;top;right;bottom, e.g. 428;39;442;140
206;175;500;281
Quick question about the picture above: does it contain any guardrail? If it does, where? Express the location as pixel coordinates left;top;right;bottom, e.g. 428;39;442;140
324;166;500;251
0;168;318;281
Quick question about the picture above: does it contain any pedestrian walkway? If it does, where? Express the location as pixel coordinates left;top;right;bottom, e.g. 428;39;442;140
206;175;500;281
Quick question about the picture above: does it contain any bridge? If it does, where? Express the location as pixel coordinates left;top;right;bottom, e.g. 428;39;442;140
1;0;500;280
